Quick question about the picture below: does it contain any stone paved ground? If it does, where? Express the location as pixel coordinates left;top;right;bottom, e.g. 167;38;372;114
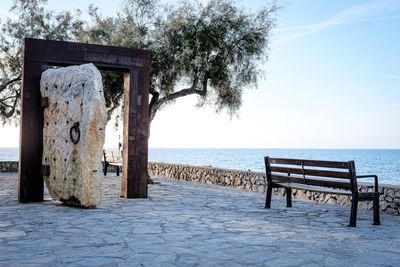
1;173;400;267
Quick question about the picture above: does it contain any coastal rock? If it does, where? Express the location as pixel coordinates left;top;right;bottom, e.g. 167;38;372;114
296;190;308;200
326;197;337;205
257;185;265;193
337;195;351;206
387;189;395;198
385;196;393;202
0;161;19;172
40;63;107;208
379;201;388;210
234;177;242;186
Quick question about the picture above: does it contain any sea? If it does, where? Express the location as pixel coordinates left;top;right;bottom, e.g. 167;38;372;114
1;148;399;185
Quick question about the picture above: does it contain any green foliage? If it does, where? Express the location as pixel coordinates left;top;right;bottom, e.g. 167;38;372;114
0;0;278;124
81;0;278;121
0;0;82;124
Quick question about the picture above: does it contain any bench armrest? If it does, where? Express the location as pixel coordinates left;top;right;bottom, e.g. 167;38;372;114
356;175;379;192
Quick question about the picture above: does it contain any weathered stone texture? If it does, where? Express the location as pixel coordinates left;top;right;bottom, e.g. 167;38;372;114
148;162;400;216
40;63;107;207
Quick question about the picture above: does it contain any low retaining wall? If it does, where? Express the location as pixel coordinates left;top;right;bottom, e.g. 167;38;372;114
3;160;399;215
0;161;18;172
148;162;400;216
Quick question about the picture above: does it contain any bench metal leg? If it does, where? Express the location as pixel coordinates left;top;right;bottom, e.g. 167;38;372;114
265;185;272;209
116;166;120;176
286;188;292;207
373;197;380;225
103;164;108;176
349;193;358;227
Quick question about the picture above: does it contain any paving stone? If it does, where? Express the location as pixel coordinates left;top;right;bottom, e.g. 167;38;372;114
1;173;400;266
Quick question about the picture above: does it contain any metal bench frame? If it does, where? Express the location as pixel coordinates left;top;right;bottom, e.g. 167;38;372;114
103;150;123;176
264;157;381;227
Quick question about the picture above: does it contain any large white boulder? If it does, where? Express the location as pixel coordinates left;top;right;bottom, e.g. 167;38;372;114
40;63;107;208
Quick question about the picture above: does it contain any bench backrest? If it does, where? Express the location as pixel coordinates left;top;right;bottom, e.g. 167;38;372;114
103;150;123;163
264;157;357;192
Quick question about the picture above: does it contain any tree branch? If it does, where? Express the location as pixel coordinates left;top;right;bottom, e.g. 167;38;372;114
0;76;21;93
0;91;20;118
149;87;160;117
149;77;203;122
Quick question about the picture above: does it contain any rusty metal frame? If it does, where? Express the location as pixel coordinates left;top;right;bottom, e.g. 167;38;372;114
19;38;150;202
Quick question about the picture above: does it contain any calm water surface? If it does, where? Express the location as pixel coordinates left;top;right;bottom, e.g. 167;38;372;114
1;148;399;185
148;148;400;185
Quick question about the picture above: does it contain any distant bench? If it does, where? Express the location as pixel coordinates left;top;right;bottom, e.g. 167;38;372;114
264;157;381;227
103;150;122;176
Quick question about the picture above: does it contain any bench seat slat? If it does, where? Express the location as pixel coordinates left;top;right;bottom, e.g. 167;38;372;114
269;158;349;169
270;175;352;190
104;151;122;161
275;182;353;195
269;166;350;179
108;162;123;167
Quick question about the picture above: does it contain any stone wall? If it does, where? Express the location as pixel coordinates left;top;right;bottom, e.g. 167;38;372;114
148;162;400;216
0;161;19;172
3;160;399;215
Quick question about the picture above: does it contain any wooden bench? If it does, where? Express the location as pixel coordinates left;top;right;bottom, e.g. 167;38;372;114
103;150;123;176
264;157;381;227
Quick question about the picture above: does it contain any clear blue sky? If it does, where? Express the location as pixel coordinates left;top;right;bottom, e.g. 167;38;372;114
0;0;399;148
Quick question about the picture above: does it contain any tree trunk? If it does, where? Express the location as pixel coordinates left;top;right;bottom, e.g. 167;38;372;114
149;78;205;123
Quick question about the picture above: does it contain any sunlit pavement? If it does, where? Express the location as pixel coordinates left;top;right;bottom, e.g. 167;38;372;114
1;173;400;266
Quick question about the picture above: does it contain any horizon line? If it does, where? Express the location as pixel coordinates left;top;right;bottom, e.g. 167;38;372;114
1;147;400;150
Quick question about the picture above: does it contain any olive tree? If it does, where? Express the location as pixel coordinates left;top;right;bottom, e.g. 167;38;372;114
0;0;82;124
0;0;278;124
81;0;278;122
151;1;278;122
